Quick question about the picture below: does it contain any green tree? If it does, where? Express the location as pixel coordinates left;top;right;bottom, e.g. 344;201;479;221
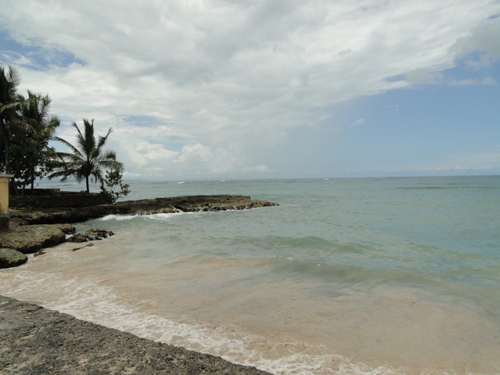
11;91;60;191
100;165;130;203
0;65;21;174
50;119;123;193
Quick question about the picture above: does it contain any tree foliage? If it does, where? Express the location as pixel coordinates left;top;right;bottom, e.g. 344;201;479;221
0;65;21;174
1;65;129;196
11;91;60;191
1;66;61;192
100;165;130;203
49;119;123;193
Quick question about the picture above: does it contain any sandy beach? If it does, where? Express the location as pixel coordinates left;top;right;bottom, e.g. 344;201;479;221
0;194;280;374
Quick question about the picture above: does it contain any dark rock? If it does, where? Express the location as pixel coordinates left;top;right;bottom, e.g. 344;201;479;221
0;248;28;268
66;233;89;243
0;295;272;375
70;243;94;251
0;224;76;254
68;229;114;242
85;228;114;240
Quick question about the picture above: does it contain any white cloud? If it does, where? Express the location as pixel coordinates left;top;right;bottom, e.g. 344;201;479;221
1;0;499;179
452;15;500;64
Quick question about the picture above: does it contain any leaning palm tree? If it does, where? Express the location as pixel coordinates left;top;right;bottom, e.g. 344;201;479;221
0;65;21;173
50;119;122;193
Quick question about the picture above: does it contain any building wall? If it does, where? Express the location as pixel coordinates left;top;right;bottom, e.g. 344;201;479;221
0;175;10;215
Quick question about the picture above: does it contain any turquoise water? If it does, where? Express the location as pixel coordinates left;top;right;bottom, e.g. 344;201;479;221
2;176;500;374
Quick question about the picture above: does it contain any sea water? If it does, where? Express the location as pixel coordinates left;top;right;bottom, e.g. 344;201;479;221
1;176;500;374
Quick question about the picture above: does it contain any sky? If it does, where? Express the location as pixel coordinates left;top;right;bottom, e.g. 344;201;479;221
1;0;500;181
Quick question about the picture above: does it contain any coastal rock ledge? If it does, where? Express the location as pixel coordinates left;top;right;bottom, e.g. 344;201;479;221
0;195;278;265
0;295;272;375
11;195;278;225
0;224;75;254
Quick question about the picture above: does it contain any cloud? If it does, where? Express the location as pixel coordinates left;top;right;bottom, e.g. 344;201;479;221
1;0;499;179
406;69;444;85
452;15;500;65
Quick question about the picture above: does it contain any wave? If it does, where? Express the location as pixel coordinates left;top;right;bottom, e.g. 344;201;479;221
99;213;173;221
0;269;407;375
98;212;196;222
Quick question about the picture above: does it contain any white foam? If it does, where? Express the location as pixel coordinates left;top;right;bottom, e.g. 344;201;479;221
0;269;407;375
147;212;187;221
98;209;243;222
98;212;184;221
99;214;137;221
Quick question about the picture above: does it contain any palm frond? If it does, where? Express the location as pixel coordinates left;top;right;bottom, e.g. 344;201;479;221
54;136;84;159
97;128;113;149
6;66;21;88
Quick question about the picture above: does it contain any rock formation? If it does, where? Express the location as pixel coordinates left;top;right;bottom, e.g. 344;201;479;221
0;224;75;254
11;195;277;225
67;228;114;242
0;194;278;267
0;249;28;268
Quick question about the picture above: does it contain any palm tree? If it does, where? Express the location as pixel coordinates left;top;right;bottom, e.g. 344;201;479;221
15;91;60;190
0;65;21;174
18;91;60;135
50;119;122;193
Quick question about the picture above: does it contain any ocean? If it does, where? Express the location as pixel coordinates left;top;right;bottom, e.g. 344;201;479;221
1;176;500;374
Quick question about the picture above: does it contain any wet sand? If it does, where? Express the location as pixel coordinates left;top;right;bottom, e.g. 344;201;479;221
3;237;500;374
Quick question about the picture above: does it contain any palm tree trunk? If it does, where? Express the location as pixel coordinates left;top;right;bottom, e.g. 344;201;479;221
31;168;35;191
86;176;90;193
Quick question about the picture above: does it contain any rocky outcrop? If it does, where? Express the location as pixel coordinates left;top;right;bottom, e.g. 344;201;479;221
1;195;278;266
11;195;278;225
0;249;28;268
67;228;114;242
0;224;75;254
0;295;271;375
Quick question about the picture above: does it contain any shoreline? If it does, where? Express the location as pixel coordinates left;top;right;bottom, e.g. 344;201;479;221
1;194;279;373
0;294;272;375
11;194;279;225
1;194;278;255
